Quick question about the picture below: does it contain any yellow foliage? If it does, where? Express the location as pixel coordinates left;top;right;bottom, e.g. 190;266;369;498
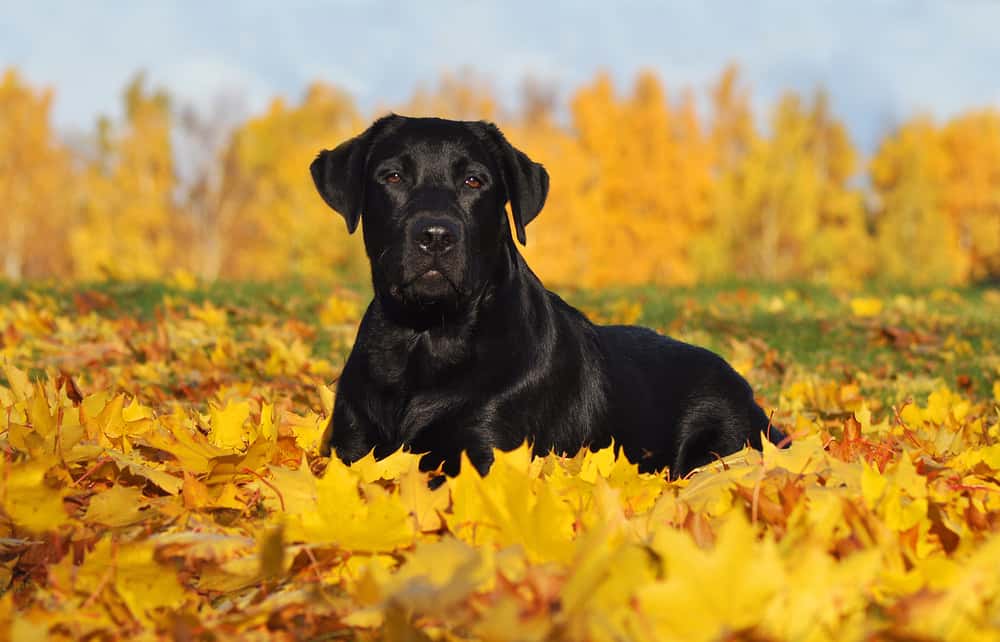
0;288;998;639
699;88;873;285
850;296;884;317
940;110;1000;281
637;514;784;641
2;65;999;287
0;69;76;280
870;117;968;284
524;72;711;286
70;74;179;279
1;457;70;533
222;83;369;281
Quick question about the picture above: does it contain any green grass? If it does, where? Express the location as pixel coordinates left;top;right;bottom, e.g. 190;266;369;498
2;280;997;406
565;283;998;396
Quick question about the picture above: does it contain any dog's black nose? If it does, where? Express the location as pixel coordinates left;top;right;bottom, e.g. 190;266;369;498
417;224;456;255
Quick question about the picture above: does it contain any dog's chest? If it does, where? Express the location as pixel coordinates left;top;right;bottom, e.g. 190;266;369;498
364;331;478;436
369;328;473;386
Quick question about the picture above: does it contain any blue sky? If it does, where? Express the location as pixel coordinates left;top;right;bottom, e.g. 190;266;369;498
3;1;999;151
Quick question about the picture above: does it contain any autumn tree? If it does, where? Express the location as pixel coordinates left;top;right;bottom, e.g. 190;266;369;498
802;90;873;285
544;71;711;286
870;117;966;284
700;85;870;284
691;64;757;280
511;93;598;286
940;110;1000;281
70;73;179;279
2;63;996;286
518;76;559;130
224;82;366;281
174;93;251;280
0;68;76;280
401;69;498;121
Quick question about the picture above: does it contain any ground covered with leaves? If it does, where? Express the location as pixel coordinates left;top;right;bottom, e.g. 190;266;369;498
1;280;999;641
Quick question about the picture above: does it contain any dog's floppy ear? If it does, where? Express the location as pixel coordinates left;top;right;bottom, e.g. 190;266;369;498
310;116;395;234
480;123;549;245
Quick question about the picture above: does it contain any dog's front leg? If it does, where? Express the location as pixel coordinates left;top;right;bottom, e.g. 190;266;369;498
416;434;496;477
418;448;494;477
465;446;495;476
323;397;382;463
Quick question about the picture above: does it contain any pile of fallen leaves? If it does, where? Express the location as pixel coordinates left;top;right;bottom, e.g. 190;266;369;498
1;286;999;641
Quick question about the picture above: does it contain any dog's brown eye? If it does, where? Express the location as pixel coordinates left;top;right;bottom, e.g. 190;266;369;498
464;176;483;189
385;172;402;184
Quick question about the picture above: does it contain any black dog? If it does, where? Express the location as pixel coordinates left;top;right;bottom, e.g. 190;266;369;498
311;115;785;478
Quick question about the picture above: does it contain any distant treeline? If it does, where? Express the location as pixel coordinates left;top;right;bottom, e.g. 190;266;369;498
2;66;998;286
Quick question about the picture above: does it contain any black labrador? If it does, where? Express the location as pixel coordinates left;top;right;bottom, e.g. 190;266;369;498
311;115;785;478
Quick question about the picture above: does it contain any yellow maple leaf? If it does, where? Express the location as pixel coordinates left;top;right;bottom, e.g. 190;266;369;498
283;459;415;552
763;431;829;475
26;381;55;438
867;455;929;532
861;459;887;508
182;472;211;509
559;524;657;635
207;399;253;451
1;458;69;533
353;448;415;483
1;360;32;402
114;541;188;622
445;448;574;563
319;294;361;326
188;300;228;329
639;513;783;641
398;464;449;532
85;485;149;527
105;450;183;495
382;539;489;614
140;413;230;474
763;545;880;640
167;268;198;291
283;409;326;452
318;383;335;417
86;394;154;452
850;297;883;317
263;460;317;514
257;524;285;578
258;402;277;441
856;403;890;436
474;596;551;642
577;444;617;483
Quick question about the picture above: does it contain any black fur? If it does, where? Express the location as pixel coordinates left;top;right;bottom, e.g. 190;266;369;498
311;115;785;478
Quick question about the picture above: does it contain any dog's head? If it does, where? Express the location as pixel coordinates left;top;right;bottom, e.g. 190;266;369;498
311;115;548;319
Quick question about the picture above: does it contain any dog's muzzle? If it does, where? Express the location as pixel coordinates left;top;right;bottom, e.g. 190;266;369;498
397;214;466;303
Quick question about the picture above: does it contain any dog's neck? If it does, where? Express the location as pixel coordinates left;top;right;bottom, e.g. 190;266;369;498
375;238;527;330
367;240;538;379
